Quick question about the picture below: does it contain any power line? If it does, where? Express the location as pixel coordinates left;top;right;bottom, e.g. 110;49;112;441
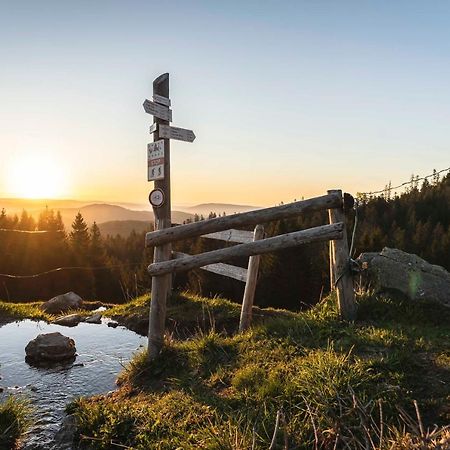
0;262;145;279
357;166;449;197
0;228;64;234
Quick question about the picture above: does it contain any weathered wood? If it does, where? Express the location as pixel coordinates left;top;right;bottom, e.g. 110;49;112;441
146;193;342;247
148;222;343;277
203;229;254;244
327;190;356;320
148;73;172;360
173;252;248;282
239;224;265;332
329;240;335;289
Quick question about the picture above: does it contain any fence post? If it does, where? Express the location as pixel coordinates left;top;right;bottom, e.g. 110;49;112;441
239;224;264;332
148;73;172;360
327;189;356;320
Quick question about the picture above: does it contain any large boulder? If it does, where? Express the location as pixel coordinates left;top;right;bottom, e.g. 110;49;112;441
40;292;83;314
25;332;76;363
357;247;450;307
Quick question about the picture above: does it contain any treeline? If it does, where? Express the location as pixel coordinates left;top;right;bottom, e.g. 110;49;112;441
0;172;449;308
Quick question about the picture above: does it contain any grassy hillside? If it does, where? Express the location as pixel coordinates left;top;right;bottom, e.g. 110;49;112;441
68;292;449;449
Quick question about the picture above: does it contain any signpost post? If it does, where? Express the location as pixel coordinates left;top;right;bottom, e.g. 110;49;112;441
144;73;196;360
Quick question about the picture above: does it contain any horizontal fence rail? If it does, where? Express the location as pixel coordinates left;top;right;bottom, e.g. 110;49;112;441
146;193;342;247
203;229;254;244
173;251;248;282
148;222;343;277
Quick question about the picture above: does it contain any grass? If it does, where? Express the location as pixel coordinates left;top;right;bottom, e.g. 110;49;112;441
0;396;31;449
105;292;249;337
0;301;52;324
68;291;450;449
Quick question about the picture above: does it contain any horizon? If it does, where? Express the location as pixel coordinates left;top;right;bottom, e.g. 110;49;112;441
1;2;450;206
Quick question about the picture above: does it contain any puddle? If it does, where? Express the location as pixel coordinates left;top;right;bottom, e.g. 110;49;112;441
0;319;146;449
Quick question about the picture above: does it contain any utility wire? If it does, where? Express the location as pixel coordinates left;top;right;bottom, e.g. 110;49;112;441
0;262;145;279
357;166;449;197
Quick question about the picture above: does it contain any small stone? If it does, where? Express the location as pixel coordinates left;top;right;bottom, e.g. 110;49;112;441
107;321;119;328
85;313;102;324
53;314;83;327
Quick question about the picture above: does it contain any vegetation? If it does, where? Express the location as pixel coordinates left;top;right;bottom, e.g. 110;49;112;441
68;292;450;449
0;396;31;449
0;173;449;308
0;301;51;325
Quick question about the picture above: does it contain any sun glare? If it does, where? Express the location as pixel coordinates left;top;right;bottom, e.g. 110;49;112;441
7;154;68;199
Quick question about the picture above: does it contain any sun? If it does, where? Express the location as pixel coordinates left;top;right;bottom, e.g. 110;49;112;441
7;154;68;199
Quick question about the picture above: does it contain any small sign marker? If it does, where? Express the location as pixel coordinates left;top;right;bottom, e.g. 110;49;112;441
159;124;196;143
149;188;165;208
153;94;171;107
143;99;172;122
148;140;165;181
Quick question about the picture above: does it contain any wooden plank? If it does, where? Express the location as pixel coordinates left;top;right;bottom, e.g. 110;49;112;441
203;229;254;244
148;222;343;277
159;124;196;143
153;93;171;107
173;252;247;282
148;73;172;361
328;190;356;320
143;99;173;122
145;193;342;247
239;225;265;332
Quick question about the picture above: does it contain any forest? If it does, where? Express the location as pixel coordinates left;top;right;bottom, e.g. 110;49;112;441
0;171;449;310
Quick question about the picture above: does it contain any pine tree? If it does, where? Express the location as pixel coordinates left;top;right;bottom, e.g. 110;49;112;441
70;212;90;258
89;222;105;266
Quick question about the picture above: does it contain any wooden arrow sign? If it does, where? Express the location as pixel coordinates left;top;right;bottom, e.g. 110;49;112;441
143;99;172;122
159;124;196;143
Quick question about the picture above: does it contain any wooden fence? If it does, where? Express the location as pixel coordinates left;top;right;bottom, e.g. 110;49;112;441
145;189;355;359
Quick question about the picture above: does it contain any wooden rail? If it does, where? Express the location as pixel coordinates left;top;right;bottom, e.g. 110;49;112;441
173;252;248;282
146;193;342;247
148;222;343;277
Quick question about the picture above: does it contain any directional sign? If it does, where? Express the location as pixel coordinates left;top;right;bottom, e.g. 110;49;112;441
148;140;165;181
159;124;196;143
149;123;157;134
153;94;171;107
143;99;172;122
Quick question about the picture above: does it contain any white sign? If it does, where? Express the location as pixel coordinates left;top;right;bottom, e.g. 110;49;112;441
148;140;165;181
149;123;157;134
143;99;172;122
153;94;171;107
159;124;196;143
149;188;165;208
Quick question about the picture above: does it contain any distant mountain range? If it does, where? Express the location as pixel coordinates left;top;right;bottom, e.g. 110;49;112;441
181;203;260;216
0;198;261;236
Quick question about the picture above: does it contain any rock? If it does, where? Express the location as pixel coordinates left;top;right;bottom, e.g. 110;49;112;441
40;292;83;314
25;332;76;363
52;314;84;327
0;387;3;393
52;414;77;450
107;321;119;328
357;247;450;307
85;312;102;324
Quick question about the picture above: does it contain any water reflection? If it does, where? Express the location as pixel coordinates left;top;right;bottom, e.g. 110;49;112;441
0;319;146;449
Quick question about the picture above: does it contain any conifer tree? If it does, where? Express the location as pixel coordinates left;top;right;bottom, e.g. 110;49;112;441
70;212;90;257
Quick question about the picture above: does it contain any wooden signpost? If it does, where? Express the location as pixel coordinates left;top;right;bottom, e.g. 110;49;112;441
143;73;196;360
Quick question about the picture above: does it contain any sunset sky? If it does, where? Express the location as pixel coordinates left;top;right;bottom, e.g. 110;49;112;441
1;1;449;207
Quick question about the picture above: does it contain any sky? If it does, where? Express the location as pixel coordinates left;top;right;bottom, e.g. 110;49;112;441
1;1;449;207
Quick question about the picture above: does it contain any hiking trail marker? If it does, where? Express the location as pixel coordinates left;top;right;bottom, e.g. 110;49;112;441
143;73;196;360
